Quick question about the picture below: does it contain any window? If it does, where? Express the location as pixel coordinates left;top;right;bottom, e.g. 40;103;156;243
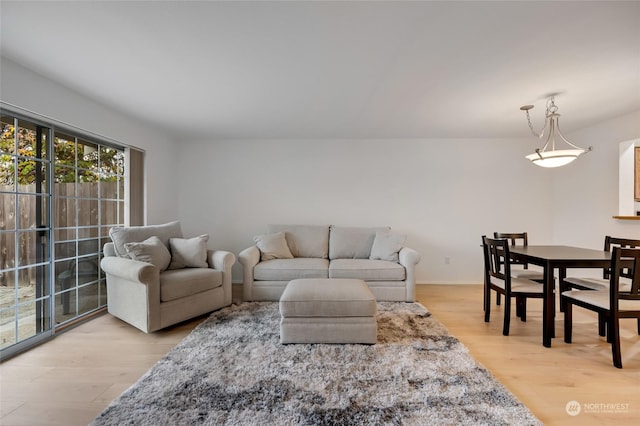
0;110;127;357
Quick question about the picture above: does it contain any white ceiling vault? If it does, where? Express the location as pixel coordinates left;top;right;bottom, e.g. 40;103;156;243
1;1;639;141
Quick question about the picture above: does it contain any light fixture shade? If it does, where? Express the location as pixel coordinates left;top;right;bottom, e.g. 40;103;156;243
525;149;587;168
521;97;592;168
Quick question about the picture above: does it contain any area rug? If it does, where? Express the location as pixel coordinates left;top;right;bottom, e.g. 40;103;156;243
92;302;540;425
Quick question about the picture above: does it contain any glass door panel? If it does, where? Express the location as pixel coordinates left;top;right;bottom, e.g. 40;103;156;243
0;114;52;351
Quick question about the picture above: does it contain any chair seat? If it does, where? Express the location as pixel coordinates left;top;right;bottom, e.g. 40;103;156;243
564;277;631;291
562;289;640;311
491;277;545;293
510;270;545;280
160;268;222;302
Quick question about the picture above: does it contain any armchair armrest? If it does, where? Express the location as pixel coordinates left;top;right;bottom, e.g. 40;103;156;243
208;250;236;306
100;256;158;284
208;250;236;273
238;246;260;301
100;256;161;333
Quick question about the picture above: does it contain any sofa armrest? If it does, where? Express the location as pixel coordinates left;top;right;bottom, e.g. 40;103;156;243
399;247;421;267
239;245;260;267
238;246;260;301
399;247;421;302
100;256;158;284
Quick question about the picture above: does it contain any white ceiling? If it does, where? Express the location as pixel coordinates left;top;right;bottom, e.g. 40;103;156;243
1;1;639;140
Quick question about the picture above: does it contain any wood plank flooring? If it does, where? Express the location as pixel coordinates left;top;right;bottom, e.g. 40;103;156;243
1;284;638;425
418;285;640;426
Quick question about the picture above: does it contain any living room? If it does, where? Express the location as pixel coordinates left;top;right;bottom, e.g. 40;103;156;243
1;1;639;425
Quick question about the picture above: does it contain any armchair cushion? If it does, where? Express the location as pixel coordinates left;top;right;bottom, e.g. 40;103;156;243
160;268;222;302
369;230;406;262
168;234;209;269
109;221;182;258
253;232;294;261
124;236;172;271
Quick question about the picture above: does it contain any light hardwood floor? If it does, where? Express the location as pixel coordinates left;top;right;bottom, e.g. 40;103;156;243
1;284;638;425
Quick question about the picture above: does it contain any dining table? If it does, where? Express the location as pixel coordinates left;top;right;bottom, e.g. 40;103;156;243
508;245;614;348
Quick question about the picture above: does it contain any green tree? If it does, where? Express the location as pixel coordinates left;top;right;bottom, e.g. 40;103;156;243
0;122;123;185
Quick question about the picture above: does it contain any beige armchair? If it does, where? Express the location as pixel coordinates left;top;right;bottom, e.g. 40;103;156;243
100;221;235;333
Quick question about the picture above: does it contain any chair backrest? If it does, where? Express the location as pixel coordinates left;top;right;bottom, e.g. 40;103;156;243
493;232;530;268
482;236;513;291
603;236;640;279
494;232;529;246
610;247;640;305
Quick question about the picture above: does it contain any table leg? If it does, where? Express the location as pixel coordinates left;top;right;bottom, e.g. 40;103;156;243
543;262;554;347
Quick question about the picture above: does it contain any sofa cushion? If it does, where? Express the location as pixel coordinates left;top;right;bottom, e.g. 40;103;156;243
268;225;329;259
253;232;294;261
160;268;222;302
124;236;172;271
109;221;182;258
254;258;329;281
329;259;406;281
329;226;390;260
369;230;406;262
168;234;209;269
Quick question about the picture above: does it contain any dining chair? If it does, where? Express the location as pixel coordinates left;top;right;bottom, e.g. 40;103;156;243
493;232;544;279
564;236;640;291
562;246;640;368
563;237;640;335
492;232;547;317
482;236;546;336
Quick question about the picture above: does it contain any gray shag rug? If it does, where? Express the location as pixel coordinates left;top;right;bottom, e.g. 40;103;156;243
93;302;540;425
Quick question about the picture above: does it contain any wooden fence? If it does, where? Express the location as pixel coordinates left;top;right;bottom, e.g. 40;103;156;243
0;182;122;287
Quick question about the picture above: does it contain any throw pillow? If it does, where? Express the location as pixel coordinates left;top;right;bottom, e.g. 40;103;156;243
124;236;172;271
168;234;209;269
109;221;182;258
253;232;294;261
369;231;406;262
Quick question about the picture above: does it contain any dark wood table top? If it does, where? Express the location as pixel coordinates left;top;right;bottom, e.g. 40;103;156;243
509;245;611;262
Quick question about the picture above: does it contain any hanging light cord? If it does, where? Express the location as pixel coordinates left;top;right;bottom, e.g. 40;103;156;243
523;97;558;139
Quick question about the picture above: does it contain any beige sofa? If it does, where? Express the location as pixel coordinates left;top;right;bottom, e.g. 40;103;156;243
100;221;235;333
239;225;420;302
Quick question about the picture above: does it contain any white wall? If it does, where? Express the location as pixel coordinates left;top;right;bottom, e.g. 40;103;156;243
618;139;637;217
176;137;557;284
0;57;179;224
551;110;640;249
177;111;640;284
4;56;638;285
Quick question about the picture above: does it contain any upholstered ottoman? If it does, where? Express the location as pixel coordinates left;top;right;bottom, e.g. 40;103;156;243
279;278;377;344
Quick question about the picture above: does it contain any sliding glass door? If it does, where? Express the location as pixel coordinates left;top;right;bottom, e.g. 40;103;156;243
0;111;125;356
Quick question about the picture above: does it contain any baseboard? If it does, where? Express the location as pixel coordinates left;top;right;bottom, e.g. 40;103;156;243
416;281;483;285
